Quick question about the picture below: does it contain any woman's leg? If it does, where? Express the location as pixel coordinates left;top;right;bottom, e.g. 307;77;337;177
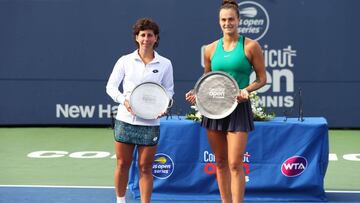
207;129;231;203
227;131;248;203
114;142;135;198
137;145;157;203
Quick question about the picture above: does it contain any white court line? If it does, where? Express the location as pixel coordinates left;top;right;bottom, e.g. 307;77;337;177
0;185;360;194
326;190;360;194
0;185;114;189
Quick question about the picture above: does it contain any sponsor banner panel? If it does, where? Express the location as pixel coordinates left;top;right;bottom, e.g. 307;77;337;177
0;80;115;125
128;117;329;201
1;0;360;127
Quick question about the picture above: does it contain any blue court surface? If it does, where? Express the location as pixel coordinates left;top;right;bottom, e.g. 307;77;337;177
1;186;360;203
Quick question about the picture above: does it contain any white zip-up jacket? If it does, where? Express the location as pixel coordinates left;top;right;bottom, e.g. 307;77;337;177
106;50;174;126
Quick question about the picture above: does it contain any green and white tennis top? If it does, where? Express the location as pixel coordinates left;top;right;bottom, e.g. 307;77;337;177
210;35;252;89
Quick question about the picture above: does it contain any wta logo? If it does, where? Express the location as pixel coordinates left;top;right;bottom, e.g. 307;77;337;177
238;1;269;41
152;153;174;179
281;156;308;177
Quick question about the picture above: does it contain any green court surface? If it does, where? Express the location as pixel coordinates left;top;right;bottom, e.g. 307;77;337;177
0;127;359;191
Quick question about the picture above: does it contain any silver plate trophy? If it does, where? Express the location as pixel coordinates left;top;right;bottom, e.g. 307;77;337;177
194;71;239;119
130;82;172;119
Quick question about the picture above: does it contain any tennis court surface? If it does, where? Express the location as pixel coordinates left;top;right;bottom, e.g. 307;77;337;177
0;128;359;202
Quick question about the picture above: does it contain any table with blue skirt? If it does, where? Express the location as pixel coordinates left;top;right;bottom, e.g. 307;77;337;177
128;117;329;201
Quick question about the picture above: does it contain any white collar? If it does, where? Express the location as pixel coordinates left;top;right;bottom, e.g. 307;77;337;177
132;50;160;64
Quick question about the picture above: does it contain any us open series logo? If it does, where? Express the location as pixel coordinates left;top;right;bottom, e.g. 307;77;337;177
152;153;174;179
238;1;270;41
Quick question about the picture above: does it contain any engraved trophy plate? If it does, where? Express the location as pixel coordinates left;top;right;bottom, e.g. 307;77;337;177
130;82;171;119
194;71;239;119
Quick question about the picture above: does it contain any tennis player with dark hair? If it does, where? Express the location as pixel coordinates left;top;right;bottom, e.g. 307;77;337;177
106;18;174;203
185;0;266;202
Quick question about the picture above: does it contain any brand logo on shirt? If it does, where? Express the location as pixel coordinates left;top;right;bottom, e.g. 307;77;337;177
238;1;270;41
152;69;159;73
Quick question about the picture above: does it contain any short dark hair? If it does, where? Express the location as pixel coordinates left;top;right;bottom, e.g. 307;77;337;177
220;0;240;18
132;18;160;48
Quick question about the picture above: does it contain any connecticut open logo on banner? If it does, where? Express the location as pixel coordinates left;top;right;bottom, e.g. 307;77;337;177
203;150;251;182
238;1;269;41
281;156;308;177
152;153;174;179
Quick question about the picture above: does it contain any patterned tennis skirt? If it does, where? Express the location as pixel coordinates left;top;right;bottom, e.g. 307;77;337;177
201;100;254;132
114;120;160;146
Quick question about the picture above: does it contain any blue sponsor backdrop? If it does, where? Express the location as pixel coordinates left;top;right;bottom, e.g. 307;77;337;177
128;117;329;201
0;0;359;127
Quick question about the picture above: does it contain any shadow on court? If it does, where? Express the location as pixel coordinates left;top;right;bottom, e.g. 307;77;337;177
1;186;360;203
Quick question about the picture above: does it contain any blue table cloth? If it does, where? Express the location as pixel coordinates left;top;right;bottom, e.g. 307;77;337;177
128;117;329;201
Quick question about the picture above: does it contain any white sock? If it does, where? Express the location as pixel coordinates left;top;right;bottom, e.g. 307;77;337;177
116;196;126;203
